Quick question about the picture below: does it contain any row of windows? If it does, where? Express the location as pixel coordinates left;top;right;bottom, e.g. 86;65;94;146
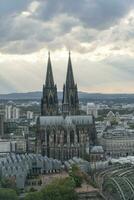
46;131;78;144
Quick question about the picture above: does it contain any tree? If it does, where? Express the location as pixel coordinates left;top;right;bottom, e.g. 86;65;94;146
41;177;77;200
69;165;83;187
0;188;18;200
1;177;16;189
29;187;37;192
0;177;20;194
25;191;43;200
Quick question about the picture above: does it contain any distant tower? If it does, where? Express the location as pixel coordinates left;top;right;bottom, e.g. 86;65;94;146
62;84;69;116
62;52;79;115
41;53;58;116
0;114;4;137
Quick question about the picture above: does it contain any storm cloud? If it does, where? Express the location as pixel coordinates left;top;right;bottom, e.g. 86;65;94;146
0;0;134;54
0;0;134;93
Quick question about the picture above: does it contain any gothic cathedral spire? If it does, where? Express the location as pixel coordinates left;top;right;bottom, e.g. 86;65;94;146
45;52;54;87
41;52;58;116
62;52;79;115
66;51;75;87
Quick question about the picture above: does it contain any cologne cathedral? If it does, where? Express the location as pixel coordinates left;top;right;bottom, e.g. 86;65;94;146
36;52;97;161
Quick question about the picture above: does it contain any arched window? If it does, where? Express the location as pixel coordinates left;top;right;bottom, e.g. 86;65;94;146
57;135;60;144
49;95;53;105
77;129;80;143
47;130;50;145
70;95;74;105
47;131;50;145
63;131;67;144
70;130;74;144
54;133;56;145
46;129;50;157
52;129;56;143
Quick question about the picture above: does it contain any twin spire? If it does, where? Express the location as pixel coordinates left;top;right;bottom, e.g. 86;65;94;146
45;52;54;87
66;51;75;87
45;51;75;88
41;51;79;116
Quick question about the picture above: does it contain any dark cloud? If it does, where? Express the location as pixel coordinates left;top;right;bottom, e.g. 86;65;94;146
0;11;79;54
0;0;31;17
35;0;134;29
0;0;134;54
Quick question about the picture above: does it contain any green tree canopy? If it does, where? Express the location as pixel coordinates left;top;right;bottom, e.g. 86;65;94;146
0;188;18;200
69;164;83;187
1;177;16;189
25;191;43;200
41;177;77;200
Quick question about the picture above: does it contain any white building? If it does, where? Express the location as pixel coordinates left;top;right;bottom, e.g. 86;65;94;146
27;111;33;119
12;107;20;120
0;114;4;137
5;105;12;120
0;139;26;153
5;103;20;120
0;140;16;153
100;127;134;158
87;103;98;118
107;111;115;122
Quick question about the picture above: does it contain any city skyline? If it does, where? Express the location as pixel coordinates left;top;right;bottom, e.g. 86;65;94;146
0;0;134;94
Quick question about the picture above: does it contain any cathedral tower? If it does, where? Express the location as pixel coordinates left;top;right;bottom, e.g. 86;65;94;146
62;52;79;115
41;53;58;116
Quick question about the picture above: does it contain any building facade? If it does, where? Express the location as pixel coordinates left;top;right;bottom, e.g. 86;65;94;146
0;114;4;137
37;53;97;161
41;52;58;116
87;103;98;118
100;127;134;157
5;103;20;120
0;154;61;189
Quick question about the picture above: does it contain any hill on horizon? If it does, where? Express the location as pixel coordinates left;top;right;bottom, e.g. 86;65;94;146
0;91;134;103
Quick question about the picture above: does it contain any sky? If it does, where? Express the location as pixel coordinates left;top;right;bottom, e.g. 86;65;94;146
0;0;134;94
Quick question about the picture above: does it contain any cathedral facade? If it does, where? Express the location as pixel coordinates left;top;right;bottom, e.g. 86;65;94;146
36;53;97;161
